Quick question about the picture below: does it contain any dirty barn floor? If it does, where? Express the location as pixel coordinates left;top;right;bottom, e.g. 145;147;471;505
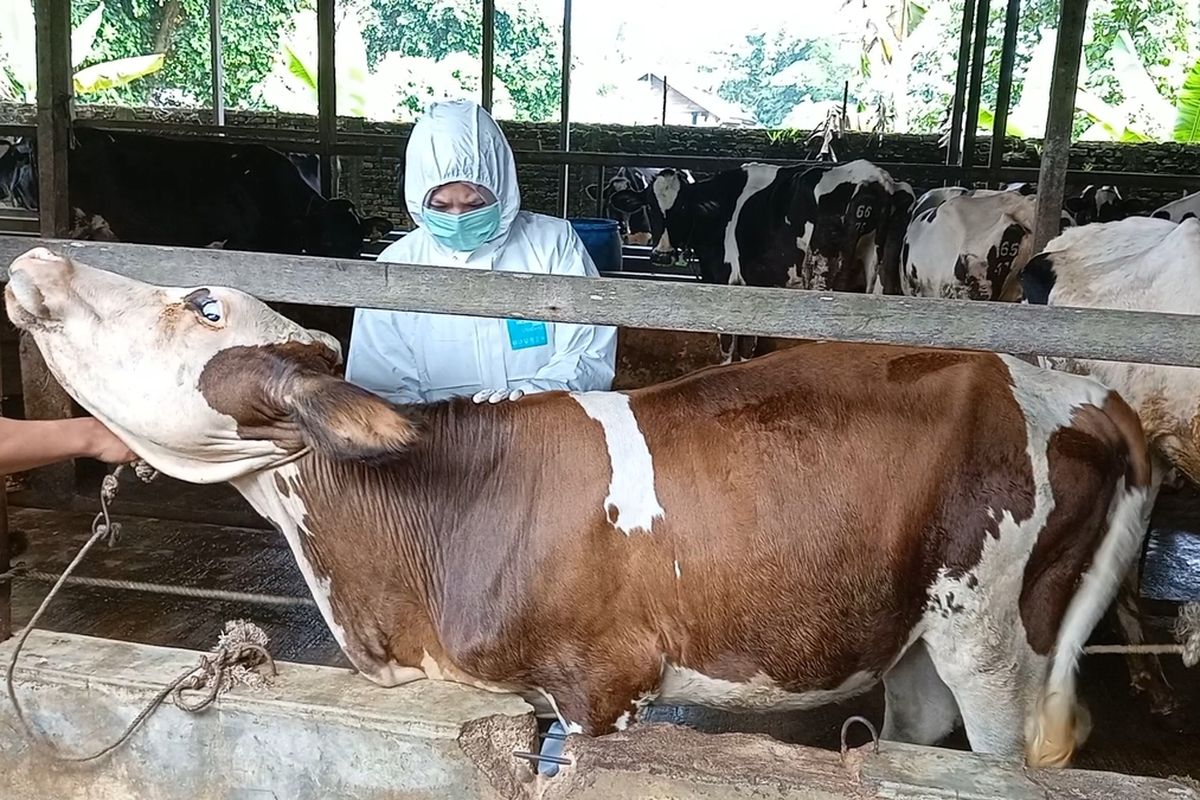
7;476;1200;783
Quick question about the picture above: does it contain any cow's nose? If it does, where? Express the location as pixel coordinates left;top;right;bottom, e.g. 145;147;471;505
10;247;74;283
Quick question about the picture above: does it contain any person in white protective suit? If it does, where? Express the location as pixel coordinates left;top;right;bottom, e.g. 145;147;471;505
345;99;617;407
344;100;615;775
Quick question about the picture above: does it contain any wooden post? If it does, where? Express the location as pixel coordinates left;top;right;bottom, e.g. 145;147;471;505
1033;0;1089;251
481;0;495;112
0;327;8;643
26;0;76;504
317;0;337;197
209;0;225;126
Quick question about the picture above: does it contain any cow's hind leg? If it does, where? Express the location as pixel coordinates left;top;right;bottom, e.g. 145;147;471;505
881;639;961;746
1114;565;1180;717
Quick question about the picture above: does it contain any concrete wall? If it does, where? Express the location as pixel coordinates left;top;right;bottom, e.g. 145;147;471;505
3;103;1199;225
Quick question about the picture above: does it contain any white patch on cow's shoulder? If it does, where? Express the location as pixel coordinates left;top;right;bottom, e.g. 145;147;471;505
657;666;876;712
572;392;665;535
725;164;781;286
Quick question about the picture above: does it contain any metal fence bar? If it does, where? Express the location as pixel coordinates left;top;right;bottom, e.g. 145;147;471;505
5;236;1200;369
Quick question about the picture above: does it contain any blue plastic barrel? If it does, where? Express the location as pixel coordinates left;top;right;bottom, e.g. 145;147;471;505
569;217;623;272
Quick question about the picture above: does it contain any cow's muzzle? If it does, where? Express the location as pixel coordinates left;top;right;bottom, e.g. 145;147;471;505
5;247;73;325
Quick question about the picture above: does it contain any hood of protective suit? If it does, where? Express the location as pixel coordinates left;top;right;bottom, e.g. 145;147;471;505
403;100;521;239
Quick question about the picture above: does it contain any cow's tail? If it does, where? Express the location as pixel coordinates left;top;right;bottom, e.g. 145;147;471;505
1025;394;1153;768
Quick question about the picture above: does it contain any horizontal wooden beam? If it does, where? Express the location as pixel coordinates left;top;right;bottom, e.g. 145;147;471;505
2;236;1200;368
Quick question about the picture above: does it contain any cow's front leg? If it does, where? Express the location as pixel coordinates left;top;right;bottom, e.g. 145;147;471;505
533;656;661;776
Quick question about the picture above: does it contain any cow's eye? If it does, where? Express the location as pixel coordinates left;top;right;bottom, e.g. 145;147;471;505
197;297;224;323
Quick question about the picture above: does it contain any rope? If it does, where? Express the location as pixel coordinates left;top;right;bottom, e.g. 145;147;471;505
4;569;316;609
1083;601;1200;669
3;463;278;763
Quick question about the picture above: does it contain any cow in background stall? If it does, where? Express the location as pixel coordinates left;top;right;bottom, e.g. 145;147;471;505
901;187;1038;301
5;130;392;258
607;159;914;361
898;181;1130;303
1021;215;1200;726
7;245;1156;768
585;166;696;246
1152;189;1200;223
0;138;36;210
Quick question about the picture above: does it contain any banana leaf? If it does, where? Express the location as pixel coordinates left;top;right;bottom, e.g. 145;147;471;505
1173;58;1200;143
74;54;165;95
72;3;106;68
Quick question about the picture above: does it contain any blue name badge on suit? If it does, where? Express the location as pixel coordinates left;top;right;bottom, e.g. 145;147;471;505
506;319;549;350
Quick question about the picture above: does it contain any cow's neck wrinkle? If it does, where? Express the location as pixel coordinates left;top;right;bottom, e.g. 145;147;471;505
227;409;531;664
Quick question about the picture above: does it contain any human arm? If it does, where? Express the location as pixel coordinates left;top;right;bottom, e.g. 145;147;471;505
511;231;617;395
0;417;137;475
345;308;425;406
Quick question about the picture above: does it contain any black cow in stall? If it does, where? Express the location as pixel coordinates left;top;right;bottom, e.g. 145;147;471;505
607;159;914;362
585;166;695;245
0;138;36;210
2;130;391;258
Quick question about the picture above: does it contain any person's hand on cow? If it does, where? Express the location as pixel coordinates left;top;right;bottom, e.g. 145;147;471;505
78;418;139;464
471;388;525;405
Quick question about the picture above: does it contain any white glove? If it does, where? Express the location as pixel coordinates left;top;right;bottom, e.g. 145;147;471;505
471;388;525;405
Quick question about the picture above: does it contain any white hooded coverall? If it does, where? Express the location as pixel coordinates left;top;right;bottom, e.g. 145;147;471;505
345;100;617;403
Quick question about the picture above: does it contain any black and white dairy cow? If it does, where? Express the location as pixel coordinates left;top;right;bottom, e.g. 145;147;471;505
1152;190;1200;223
1064;185;1128;226
586;167;695;246
901;187;1037;301
608;159;914;360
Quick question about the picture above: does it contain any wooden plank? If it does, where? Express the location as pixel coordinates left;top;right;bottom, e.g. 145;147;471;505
29;0;77;503
5;237;1200;369
1033;0;1089;251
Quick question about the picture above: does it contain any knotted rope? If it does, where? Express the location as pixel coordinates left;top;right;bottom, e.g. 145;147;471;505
4;464;277;763
1083;601;1200;668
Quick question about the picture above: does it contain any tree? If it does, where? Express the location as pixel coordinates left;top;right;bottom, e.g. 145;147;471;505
359;0;562;122
714;33;853;128
68;0;300;107
0;0;164;102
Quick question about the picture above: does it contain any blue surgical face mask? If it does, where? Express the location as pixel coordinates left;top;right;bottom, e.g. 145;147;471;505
423;203;501;251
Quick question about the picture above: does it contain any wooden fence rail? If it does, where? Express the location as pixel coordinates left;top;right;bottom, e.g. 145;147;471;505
2;236;1200;368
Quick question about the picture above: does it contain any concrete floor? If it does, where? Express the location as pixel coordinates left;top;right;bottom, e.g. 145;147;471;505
6;483;1200;783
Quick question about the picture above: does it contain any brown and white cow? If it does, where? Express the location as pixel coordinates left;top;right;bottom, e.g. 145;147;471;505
6;246;1154;768
1023;215;1200;719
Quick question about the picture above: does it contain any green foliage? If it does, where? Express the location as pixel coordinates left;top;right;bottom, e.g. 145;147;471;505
360;0;562;121
715;33;853;128
0;0;164;102
1173;58;1200;142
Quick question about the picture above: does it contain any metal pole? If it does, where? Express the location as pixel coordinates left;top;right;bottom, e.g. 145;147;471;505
961;0;991;176
988;0;1021;178
945;0;976;168
595;165;605;216
1033;0;1089;251
209;0;225;126
482;0;495;111
317;0;336;197
661;75;668;126
557;0;572;218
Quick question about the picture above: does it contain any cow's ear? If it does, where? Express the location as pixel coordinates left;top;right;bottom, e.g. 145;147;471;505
285;372;418;464
609;189;646;213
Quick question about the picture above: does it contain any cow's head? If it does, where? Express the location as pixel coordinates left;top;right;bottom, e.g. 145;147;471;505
5;248;416;484
608;169;697;262
303;199;393;258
